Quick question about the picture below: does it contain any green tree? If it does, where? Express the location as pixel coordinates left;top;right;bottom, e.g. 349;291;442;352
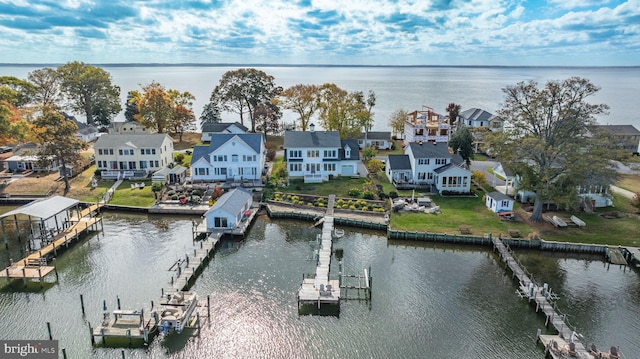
124;90;140;122
207;68;282;132
449;126;474;166
199;102;222;128
57;61;121;127
167;89;196;142
253;101;282;136
317;83;368;138
27;68;62;109
361;146;377;162
388;109;406;139
280;84;320;131
32;108;87;195
487;77;614;222
367;158;384;176
446;102;461;127
0;76;36;108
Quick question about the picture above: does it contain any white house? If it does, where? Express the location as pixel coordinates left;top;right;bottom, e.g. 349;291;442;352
190;133;265;183
108;121;153;134
457;108;503;152
385;154;413;184
357;131;392;150
406;142;452;187
94;134;174;179
434;164;471;194
404;106;450;143
284;125;360;183
204;188;253;230
201;122;248;142
485;191;514;213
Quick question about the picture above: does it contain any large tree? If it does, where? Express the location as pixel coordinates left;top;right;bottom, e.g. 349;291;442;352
280;84;319;131
317;83;369;138
167;89;196;142
32;108;87;195
27;68;62;109
0;76;36;108
135;82;174;133
207;68;282;132
124;90;141;122
388;109;407;139
449;126;474;166
199;102;222;128
57;61;121;127
487;77;614;222
253;101;282;136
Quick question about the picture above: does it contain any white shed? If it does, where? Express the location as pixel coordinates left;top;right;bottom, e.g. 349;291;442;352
204;188;253;230
485;191;514;213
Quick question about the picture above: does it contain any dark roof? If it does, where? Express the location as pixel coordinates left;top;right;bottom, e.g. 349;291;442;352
459;108;495;122
387;155;411;170
191;133;263;163
594;125;640;136
407;142;451;158
434;163;454;174
201;122;248;133
451;154;464;166
340;140;360;160
94;134;171;148
284;130;341;148
487;191;512;202
358;131;391;140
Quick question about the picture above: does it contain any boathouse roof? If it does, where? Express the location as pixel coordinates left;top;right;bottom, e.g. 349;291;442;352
0;196;79;220
205;188;252;217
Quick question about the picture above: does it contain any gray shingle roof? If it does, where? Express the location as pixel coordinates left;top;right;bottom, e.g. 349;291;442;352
487;191;512;202
407;142;451;158
94;134;171;148
191;145;211;164
387;155;411;170
594;125;640;136
358;131;391;140
202;122;248;133
284;131;341;148
191;133;263;163
459;108;495;122
340;139;360;160
205;188;252;216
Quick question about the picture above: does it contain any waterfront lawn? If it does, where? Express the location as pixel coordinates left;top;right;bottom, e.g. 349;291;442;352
3;172;60;195
108;180;156;207
173;132;202;150
390;191;531;238
279;177;369;197
64;165;112;202
266;135;284;151
617;174;640;194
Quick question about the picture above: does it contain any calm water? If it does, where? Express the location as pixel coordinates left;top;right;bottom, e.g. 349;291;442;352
0;212;638;358
1;65;638;130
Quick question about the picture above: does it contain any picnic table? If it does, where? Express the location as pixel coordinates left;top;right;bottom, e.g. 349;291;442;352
508;229;521;238
458;225;471;235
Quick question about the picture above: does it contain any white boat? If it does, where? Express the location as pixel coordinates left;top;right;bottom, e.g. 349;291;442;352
333;228;345;239
570;215;586;227
159;291;198;335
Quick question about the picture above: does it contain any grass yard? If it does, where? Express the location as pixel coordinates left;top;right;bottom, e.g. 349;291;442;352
265;135;284;151
3;172;61;195
173;132;203;150
62;166;112;202
617;174;640;194
278;177;370;197
108;180;156;207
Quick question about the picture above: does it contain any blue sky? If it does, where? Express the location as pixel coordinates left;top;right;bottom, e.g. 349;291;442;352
0;0;638;66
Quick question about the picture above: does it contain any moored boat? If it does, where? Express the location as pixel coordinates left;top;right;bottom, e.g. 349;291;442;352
159;291;198;336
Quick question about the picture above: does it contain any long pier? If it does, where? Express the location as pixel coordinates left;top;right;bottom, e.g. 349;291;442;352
491;236;592;359
0;203;102;287
165;232;222;293
297;195;341;308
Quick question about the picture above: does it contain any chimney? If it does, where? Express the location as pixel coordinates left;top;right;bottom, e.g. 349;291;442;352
309;123;315;133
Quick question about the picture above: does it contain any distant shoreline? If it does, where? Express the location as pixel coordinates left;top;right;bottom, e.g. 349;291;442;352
0;63;638;69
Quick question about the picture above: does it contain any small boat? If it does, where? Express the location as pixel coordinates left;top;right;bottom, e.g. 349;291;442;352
333;228;345;239
159;291;198;336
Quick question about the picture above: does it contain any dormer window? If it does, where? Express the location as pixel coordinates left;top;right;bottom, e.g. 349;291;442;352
345;145;351;158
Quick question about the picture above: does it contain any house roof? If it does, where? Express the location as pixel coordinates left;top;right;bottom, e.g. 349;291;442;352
487;191;513;202
340;139;360;160
451;154;464;166
387;155;412;170
284;130;341;148
594;125;640;136
201;122;248;133
0;196;79;220
434;163;454;174
94;134;171;148
192;133;263;163
459;108;495;122
407;142;451;158
205;188;252;216
358;131;391;140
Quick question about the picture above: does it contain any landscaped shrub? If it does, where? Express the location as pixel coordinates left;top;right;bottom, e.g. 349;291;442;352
167;190;176;197
362;206;369;211
378;191;387;200
266;149;276;161
363;191;375;200
349;205;357;210
192;189;203;196
191;195;201;203
348;188;361;197
152;182;164;192
389;191;398;199
94;169;101;177
174;153;185;163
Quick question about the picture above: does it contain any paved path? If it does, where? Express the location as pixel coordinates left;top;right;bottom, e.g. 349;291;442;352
610;185;636;199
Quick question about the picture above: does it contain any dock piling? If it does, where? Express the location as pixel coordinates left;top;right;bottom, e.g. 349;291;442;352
62;348;67;359
207;295;211;320
89;322;95;345
46;321;52;340
80;294;85;315
117;295;121;310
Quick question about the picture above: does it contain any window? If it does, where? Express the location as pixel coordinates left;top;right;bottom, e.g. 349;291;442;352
502;200;510;207
196;168;209;176
289;163;301;172
345;148;351;158
289;150;301;158
153;161;159;167
109;149;114;155
98;149;103;155
323;150;336;158
307;150;319;158
119;149;123;155
243;155;256;162
140;161;147;169
214;217;228;228
418;172;426;180
128;161;136;170
232;155;238;162
213;155;227;162
323;163;335;171
418;159;429;165
436;158;446;165
214;168;227;176
152;149;156;155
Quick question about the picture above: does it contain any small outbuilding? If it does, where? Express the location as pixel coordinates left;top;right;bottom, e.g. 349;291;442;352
203;188;253;230
485;191;514;213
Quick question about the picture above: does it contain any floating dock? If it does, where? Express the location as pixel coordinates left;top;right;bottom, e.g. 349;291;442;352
298;195;341;308
91;309;157;346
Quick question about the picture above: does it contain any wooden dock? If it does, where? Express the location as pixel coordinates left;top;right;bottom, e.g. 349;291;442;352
0;203;102;286
492;236;592;359
298;195;341;308
605;247;627;265
166;232;222;292
91;309;158;346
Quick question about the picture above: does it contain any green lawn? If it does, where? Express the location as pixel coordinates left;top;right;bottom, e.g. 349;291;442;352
108;180;156;207
278;177;370;197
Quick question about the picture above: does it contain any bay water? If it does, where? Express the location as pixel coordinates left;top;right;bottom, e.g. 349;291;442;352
1;65;638;130
0;212;638;358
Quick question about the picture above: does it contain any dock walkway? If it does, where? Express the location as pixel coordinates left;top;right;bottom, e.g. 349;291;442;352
165;232;222;293
298;195;340;308
492;236;592;359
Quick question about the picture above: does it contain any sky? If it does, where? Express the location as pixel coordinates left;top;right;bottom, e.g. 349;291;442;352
0;0;638;66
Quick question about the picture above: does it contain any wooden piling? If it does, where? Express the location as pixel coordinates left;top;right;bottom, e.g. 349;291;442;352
80;294;85;315
89;322;95;345
47;321;52;340
207;295;211;320
117;295;121;310
62;348;67;359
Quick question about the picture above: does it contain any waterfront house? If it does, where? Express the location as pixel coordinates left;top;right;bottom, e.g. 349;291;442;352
404;106;450;143
204;188;253;230
152;165;188;184
190;133;265;183
284;124;360;183
594;125;640;154
434;163;471;194
94;133;174;180
457;108;503;152
64;112;100;142
108;121;153;134
3;143;56;173
357;131;392;150
201;122;248;142
485;191;514;213
385;154;413;185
